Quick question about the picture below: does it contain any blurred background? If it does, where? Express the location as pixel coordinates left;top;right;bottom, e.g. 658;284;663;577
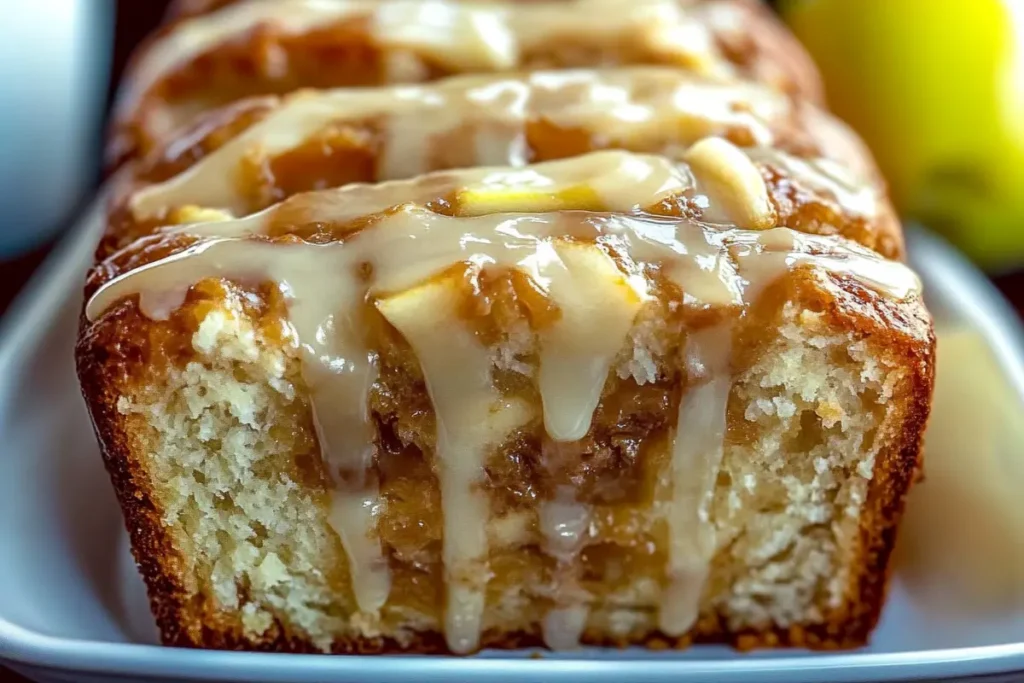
1;0;1024;313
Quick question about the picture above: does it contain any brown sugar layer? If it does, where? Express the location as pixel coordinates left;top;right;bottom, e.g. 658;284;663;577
78;147;933;654
110;0;822;164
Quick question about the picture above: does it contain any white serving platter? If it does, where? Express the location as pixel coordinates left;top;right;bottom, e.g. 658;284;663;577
0;206;1022;683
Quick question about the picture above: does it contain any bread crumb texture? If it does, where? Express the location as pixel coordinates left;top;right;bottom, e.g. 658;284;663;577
111;287;913;651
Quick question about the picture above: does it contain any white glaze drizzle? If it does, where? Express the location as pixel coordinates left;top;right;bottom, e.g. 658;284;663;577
537;243;648;441
132;142;887;280
543;605;591;651
129;67;800;219
122;0;742;121
304;277;392;615
136;150;694;236
89;214;919;330
659;325;732;636
539;484;593;649
376;281;533;654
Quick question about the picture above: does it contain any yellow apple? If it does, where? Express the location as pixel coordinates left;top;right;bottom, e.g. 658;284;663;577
455;183;602;215
783;0;1024;270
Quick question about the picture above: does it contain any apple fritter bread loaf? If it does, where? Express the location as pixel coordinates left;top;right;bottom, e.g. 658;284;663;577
82;0;933;657
78;150;934;654
110;0;821;164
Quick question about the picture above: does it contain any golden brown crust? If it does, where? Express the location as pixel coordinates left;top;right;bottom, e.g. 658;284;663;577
793;273;934;646
137;96;279;184
844;288;934;643
76;305;199;645
759;163;905;260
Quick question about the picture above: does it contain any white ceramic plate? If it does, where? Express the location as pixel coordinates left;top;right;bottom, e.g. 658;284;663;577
0;207;1022;683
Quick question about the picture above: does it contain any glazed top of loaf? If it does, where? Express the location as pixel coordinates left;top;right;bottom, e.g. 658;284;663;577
92;147;920;323
127;67;872;214
126;0;787;97
113;0;821;161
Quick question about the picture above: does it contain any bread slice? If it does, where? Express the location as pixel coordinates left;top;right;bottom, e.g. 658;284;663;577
105;67;895;261
77;150;933;653
110;0;821;164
